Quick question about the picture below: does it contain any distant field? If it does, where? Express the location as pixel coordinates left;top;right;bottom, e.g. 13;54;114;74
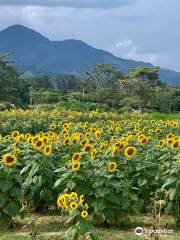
146;112;180;120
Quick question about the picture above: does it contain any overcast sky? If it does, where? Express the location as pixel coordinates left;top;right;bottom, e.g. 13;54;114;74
0;0;179;71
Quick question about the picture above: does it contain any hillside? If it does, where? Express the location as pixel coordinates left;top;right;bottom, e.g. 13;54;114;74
0;24;180;85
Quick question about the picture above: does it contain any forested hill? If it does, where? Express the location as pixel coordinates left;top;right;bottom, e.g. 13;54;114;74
0;24;180;85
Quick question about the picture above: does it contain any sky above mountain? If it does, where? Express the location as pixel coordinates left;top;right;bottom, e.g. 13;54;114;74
0;0;179;72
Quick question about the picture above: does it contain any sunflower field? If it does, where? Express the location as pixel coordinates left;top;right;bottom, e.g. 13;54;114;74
0;108;179;239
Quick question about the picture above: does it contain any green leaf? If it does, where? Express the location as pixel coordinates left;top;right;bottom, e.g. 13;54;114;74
3;202;21;217
0;180;13;192
91;200;105;212
64;225;78;240
9;188;22;199
0;194;8;207
90;230;99;240
138;179;147;187
20;162;31;175
76;220;91;235
54;166;67;173
0;216;12;230
67;180;76;190
162;178;176;189
69;209;80;218
54;173;71;188
105;194;121;206
165;202;173;214
40;189;52;202
104;209;116;221
169;189;176;201
122;201;129;210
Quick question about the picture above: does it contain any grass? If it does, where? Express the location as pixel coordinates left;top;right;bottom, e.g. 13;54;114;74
0;213;179;240
146;112;180;120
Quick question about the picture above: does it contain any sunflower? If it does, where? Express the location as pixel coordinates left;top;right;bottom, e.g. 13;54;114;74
167;139;173;145
27;137;33;144
138;135;145;142
70;192;78;199
57;196;64;208
11;131;19;139
63;123;70;129
158;140;165;147
119;142;125;150
44;145;52;156
91;149;97;160
172;140;180;149
95;131;101;139
155;128;162;135
56;144;61;152
50;124;56;130
34;139;44;150
14;148;20;157
125;146;137;158
83;144;93;152
80;140;85;147
81;210;88;218
42;136;49;144
2;153;17;167
108;128;113;135
63;130;68;135
64;137;70;145
85;132;90;138
72;152;81;161
140;137;148;144
79;194;85;204
108;162;117;173
85;203;89;210
70;201;78;210
72;161;80;172
111;136;117;141
72;136;79;144
135;125;140;131
17;134;25;142
112;146;119;155
167;134;174;140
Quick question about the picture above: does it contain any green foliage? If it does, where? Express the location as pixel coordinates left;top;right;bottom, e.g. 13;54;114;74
1;58;179;113
0;55;29;106
81;64;124;91
119;67;162;113
0;165;23;230
20;150;57;211
162;156;180;224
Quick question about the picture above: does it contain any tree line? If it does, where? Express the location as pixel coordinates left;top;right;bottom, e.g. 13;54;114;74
0;55;179;113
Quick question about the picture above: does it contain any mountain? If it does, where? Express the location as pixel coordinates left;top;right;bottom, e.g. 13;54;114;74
0;24;180;85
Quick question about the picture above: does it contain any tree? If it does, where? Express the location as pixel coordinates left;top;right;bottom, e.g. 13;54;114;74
149;87;180;113
0;54;29;105
55;74;80;92
119;67;162;113
31;75;54;89
83;64;125;90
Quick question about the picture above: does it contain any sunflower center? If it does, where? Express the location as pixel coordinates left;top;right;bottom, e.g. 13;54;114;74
127;149;134;155
36;141;43;147
110;164;115;170
6;156;14;163
74;154;79;160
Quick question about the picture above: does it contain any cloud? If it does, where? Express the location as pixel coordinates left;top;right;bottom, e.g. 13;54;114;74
124;49;158;64
115;40;133;48
113;40;158;64
0;0;137;9
0;0;180;71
